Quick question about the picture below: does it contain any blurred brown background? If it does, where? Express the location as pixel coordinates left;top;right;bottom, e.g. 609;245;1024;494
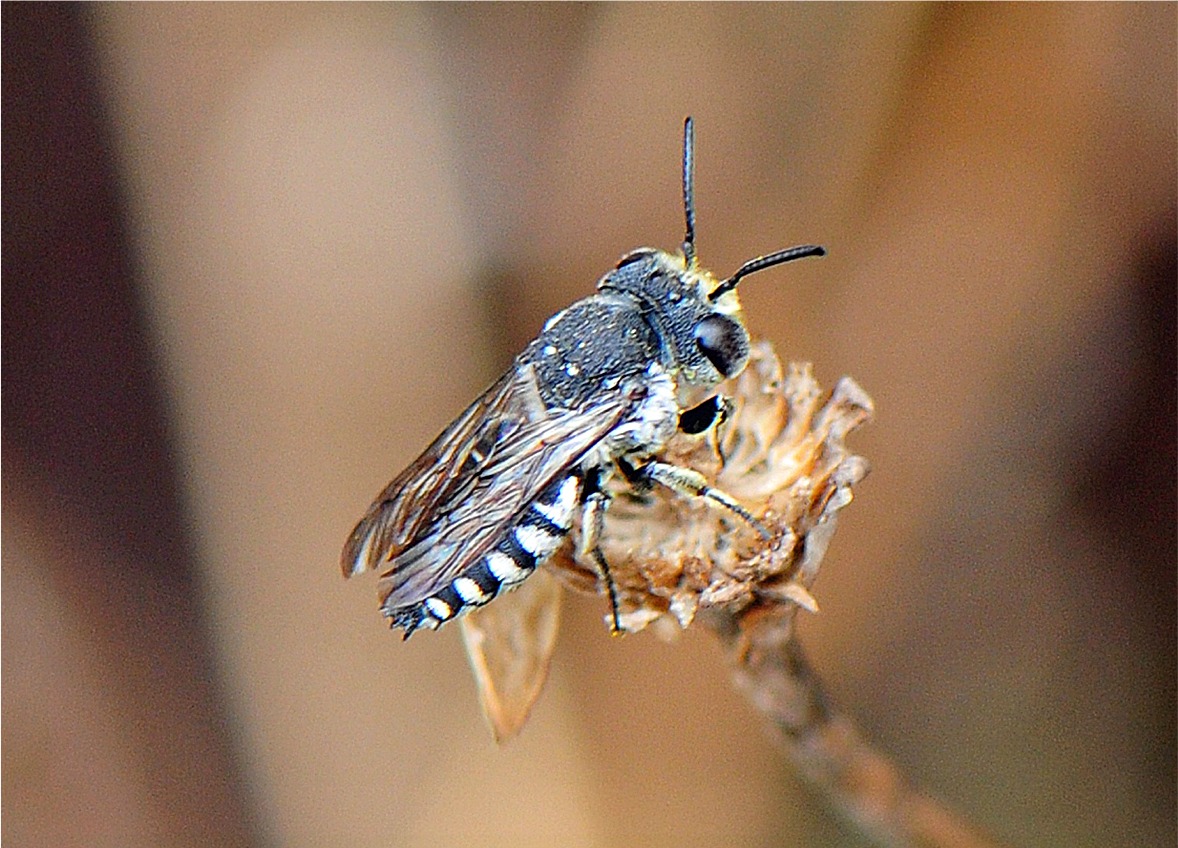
3;4;1174;848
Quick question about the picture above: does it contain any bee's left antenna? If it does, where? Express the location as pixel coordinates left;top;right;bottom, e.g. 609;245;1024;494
682;116;696;267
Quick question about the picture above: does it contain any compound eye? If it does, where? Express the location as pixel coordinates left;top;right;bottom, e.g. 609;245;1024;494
694;314;749;378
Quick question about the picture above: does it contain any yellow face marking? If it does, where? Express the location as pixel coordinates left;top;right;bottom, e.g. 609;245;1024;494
659;251;745;318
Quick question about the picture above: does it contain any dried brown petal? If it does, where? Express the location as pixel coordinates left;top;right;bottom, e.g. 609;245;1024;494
460;569;563;743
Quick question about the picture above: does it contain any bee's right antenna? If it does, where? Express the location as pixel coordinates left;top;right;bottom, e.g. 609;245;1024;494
709;244;827;302
682;116;696;268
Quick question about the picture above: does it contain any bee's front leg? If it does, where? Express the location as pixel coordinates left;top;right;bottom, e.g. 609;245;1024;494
677;394;731;435
678;394;734;467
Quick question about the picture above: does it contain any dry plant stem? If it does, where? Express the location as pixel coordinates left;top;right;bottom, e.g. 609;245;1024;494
711;606;1005;848
549;343;1004;848
477;343;1003;846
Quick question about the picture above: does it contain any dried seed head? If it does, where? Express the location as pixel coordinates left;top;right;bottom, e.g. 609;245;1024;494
546;341;873;634
465;341;871;742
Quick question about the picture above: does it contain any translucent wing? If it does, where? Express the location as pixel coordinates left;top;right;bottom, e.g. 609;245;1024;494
341;362;637;610
342;366;525;578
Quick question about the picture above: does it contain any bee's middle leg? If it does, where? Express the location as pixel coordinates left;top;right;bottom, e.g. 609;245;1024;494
623;458;771;539
578;466;623;634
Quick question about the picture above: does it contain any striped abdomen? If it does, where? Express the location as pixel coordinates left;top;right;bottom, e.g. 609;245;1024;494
386;472;582;637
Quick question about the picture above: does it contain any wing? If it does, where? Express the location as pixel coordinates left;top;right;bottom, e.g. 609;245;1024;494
342;361;639;608
342;366;524;578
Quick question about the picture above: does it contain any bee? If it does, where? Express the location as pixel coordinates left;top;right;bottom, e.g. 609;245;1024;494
342;117;824;638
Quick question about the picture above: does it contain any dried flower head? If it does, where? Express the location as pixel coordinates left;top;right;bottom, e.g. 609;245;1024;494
462;341;872;740
546;340;873;634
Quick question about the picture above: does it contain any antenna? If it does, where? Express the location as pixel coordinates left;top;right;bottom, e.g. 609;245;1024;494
708;244;826;302
682;116;696;267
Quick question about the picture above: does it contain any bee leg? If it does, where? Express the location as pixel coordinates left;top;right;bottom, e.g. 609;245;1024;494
678;395;733;467
579;469;623;634
634;460;772;540
677;394;730;435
